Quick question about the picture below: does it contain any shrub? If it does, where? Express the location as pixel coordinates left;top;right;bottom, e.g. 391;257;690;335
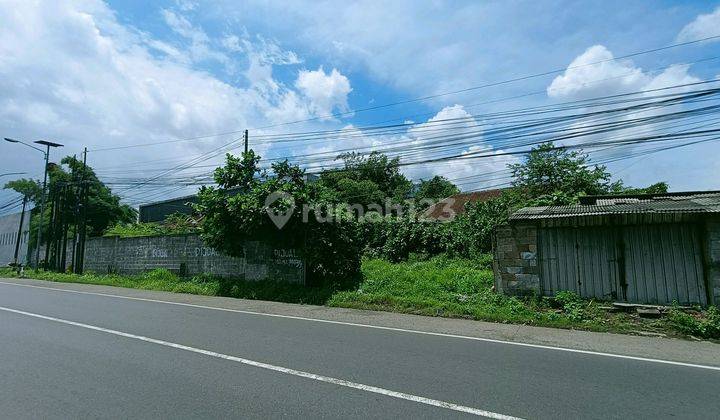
105;213;199;237
359;216;450;262
195;152;362;286
554;290;586;322
666;305;720;339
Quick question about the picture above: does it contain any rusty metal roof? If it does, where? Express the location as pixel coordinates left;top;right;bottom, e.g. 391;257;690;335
510;192;720;220
421;189;504;221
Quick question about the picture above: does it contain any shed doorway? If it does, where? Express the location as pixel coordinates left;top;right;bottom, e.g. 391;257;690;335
538;224;707;305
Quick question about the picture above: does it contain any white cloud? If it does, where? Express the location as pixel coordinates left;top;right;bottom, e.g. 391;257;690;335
544;44;709;190
677;7;720;42
175;0;198;12
0;0;351;205
295;67;352;117
160;8;228;64
547;45;649;99
404;105;518;189
547;44;701;102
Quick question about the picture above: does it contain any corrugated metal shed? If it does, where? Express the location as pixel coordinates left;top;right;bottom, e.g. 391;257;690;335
510;192;720;220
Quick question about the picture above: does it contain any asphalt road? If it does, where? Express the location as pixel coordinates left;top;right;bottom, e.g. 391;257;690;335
0;280;718;419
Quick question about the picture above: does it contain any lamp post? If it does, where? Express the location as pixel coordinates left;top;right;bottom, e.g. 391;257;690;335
4;137;63;269
0;172;26;178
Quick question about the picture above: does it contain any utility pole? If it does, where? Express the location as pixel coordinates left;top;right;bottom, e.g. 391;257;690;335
70;155;79;273
3;138;63;270
76;147;88;274
59;183;68;272
36;144;51;270
45;184;57;270
12;195;27;271
244;129;249;154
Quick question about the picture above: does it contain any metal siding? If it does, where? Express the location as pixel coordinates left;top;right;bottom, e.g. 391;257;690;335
539;227;618;300
539;224;706;304
621;224;706;305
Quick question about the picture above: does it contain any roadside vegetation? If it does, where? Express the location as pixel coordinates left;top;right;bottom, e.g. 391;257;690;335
3;257;718;340
7;143;716;341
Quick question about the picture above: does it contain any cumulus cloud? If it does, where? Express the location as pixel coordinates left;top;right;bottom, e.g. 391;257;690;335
547;45;650;99
677;7;720;42
547;45;700;100
544;44;704;181
295;67;352;117
0;0;352;205
403;105;518;189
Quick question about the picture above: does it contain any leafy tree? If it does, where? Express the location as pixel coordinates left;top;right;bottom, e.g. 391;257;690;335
55;156;136;237
320;152;413;208
29;156;136;263
509;142;620;205
3;178;42;204
610;181;669;196
196;151;361;285
413;176;460;205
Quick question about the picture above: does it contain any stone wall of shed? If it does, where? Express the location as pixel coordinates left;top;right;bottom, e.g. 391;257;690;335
493;222;540;296
706;216;720;305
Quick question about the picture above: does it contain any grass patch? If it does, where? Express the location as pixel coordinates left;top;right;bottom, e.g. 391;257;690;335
0;267;333;305
2;256;718;340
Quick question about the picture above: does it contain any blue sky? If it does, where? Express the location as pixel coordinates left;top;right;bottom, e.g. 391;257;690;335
1;0;720;209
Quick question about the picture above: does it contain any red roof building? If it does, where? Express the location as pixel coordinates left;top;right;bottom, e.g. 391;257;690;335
421;189;504;222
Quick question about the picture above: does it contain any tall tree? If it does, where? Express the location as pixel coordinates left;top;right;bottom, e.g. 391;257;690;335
320;152;413;208
413;176;460;205
196;152;361;285
3;179;42;204
509;142;620;205
29;156;136;270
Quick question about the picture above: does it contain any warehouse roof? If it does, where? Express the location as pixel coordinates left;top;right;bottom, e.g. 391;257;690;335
510;191;720;220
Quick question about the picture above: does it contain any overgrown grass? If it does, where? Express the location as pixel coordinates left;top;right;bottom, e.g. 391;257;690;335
328;257;622;331
0;267;219;295
0;267;333;305
2;257;719;340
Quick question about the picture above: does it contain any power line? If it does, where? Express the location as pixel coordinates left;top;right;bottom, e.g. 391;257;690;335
86;36;720;153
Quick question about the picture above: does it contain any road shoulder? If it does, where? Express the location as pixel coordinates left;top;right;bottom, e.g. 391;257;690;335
1;276;718;368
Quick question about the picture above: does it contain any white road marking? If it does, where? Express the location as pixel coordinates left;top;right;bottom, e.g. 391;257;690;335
1;280;719;372
0;305;521;419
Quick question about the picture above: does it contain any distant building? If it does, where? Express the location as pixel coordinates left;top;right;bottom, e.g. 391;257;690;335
421;189;504;222
494;190;720;306
0;210;31;266
139;174;319;223
139;193;199;223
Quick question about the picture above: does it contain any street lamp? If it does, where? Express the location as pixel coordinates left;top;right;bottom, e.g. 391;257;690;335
4;137;63;269
0;172;26;178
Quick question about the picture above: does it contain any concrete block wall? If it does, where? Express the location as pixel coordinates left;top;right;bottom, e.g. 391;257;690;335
83;234;304;283
706;217;720;306
493;222;540;296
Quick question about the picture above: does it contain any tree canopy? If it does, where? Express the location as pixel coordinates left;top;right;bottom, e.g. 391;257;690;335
30;156;136;251
3;178;42;203
509;142;618;205
413;175;460;205
196;151;361;284
319;152;413;207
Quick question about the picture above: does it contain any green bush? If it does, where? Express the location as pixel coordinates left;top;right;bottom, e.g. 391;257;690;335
666;305;720;339
554;291;587;322
195;153;362;286
105;213;199;237
359;217;450;262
